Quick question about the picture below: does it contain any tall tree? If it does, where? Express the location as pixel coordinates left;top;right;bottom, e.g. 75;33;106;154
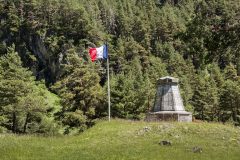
191;71;219;121
220;80;240;125
0;45;55;133
52;48;104;134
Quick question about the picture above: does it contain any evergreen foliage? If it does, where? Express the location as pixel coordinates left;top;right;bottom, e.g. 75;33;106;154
0;45;59;134
52;47;105;133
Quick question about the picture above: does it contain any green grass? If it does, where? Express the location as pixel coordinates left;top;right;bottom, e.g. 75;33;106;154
0;119;240;160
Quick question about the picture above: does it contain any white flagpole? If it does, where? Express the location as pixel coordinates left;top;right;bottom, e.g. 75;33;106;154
107;55;111;121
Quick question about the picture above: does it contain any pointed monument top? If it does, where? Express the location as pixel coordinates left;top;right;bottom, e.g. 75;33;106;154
158;76;179;84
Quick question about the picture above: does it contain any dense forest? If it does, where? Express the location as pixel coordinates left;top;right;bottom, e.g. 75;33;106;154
0;0;240;135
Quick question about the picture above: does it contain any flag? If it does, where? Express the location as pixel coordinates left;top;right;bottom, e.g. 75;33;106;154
89;44;108;62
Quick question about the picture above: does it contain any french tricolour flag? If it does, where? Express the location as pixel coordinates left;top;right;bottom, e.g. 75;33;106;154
89;44;108;62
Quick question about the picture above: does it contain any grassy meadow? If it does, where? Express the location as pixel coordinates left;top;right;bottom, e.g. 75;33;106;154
0;119;239;160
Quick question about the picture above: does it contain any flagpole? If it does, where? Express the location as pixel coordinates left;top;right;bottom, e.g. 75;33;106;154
106;44;111;122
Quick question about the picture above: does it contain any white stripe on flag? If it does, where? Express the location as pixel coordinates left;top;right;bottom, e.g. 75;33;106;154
96;46;104;59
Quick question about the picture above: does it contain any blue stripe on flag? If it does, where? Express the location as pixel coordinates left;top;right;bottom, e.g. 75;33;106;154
103;44;108;59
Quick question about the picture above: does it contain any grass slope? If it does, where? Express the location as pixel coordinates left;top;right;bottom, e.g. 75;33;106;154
0;120;240;160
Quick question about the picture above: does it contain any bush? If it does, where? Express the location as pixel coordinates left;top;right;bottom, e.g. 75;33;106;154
37;117;61;136
0;126;8;133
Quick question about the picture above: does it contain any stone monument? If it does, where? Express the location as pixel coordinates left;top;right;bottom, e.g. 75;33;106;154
146;76;192;122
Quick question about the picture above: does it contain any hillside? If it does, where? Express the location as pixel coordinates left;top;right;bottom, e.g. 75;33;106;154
0;120;239;160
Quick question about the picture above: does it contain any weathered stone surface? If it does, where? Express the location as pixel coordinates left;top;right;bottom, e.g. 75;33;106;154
147;76;192;122
153;76;184;112
146;111;192;122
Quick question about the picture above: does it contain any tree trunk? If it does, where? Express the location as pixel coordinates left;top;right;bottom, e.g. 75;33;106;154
23;113;30;133
12;112;17;133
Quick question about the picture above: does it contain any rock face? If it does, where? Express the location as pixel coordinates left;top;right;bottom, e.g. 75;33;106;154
146;76;192;122
21;34;62;84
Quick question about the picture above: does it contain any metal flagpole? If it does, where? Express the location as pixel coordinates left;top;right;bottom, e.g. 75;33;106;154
106;44;111;122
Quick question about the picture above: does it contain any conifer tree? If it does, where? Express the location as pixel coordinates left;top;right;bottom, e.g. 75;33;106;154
52;48;104;133
220;80;240;125
0;45;55;133
192;71;219;121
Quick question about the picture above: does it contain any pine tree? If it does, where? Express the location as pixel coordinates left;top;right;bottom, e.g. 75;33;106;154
0;45;54;133
52;48;104;133
191;71;219;121
220;80;240;125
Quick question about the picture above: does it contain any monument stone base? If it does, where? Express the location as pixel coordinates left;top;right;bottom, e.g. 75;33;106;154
146;111;192;122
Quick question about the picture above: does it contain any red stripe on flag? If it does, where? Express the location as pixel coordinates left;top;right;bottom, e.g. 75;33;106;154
89;48;97;62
